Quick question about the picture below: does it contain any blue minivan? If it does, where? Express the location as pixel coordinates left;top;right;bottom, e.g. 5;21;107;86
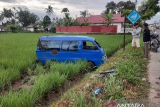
36;36;106;67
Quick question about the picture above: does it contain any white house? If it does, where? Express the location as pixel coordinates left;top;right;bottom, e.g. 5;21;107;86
24;24;34;32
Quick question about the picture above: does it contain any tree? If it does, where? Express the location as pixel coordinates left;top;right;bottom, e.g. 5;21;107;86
61;8;72;26
104;1;135;15
103;12;113;26
45;5;54;16
42;15;51;29
30;13;39;24
0;14;4;21
80;10;89;17
61;8;69;13
17;10;39;27
138;0;160;20
1;8;14;21
105;1;116;14
80;10;90;26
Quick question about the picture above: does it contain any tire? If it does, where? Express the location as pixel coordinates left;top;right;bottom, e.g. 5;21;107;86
88;61;96;71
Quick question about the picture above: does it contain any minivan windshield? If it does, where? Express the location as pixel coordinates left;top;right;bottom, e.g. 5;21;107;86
95;40;101;48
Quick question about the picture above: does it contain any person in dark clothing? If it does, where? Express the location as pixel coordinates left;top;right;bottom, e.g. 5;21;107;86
143;23;151;58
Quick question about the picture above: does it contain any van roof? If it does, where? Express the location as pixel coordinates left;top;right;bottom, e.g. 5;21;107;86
40;36;95;41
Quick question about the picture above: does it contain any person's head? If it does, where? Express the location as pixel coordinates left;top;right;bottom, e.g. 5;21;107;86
143;23;149;29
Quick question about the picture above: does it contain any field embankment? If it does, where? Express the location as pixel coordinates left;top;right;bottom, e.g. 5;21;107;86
53;44;149;107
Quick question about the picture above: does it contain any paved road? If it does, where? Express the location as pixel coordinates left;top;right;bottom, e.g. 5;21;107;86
148;51;160;107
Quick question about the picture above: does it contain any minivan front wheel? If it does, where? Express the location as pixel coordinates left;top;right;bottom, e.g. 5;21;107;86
87;61;96;71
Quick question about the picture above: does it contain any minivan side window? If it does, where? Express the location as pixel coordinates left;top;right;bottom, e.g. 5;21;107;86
69;41;79;51
40;40;61;51
61;41;79;51
62;41;70;51
83;41;98;50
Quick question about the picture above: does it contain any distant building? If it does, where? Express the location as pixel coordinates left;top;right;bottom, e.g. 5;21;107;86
76;14;125;33
24;24;43;32
24;25;34;32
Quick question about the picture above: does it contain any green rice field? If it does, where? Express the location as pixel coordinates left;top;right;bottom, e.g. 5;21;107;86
0;33;131;107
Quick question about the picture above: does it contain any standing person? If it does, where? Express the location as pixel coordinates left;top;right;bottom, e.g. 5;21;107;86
143;23;151;58
132;23;141;48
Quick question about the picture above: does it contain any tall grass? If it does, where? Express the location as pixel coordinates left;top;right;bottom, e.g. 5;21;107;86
116;48;147;85
49;61;88;78
0;33;132;107
0;33;41;90
0;61;88;107
93;35;131;56
68;91;102;107
54;45;147;107
0;33;131;90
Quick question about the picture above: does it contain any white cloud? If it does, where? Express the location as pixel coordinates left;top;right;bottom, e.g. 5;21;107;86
147;12;160;24
0;0;106;19
0;0;159;23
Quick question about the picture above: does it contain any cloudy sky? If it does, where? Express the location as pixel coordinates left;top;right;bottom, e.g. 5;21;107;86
0;0;159;23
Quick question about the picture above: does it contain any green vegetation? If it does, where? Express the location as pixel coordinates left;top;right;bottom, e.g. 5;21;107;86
0;61;88;107
0;33;41;90
0;33;131;90
54;44;148;107
0;33;131;106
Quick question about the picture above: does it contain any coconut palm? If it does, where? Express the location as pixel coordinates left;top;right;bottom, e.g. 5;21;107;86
45;5;54;16
80;10;88;17
61;8;69;13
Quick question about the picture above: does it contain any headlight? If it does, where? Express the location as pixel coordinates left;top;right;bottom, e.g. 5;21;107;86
102;56;107;62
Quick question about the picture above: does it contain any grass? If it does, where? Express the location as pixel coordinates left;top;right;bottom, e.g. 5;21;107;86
0;33;131;90
0;61;88;107
53;44;148;107
0;33;132;106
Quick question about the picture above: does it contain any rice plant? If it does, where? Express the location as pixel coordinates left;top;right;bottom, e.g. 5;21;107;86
0;61;87;107
0;33;132;106
68;91;102;107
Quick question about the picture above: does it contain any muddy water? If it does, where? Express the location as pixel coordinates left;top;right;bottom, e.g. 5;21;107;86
148;52;160;107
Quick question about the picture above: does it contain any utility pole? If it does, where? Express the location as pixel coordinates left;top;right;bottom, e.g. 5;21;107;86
123;16;126;51
135;0;138;10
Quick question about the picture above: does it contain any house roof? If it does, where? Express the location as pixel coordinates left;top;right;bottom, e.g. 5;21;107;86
76;14;124;24
40;36;95;41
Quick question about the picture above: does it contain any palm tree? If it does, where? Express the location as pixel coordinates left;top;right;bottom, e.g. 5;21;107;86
80;10;88;17
61;8;70;19
104;12;113;26
61;8;71;26
61;8;69;13
45;5;54;16
80;10;90;26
